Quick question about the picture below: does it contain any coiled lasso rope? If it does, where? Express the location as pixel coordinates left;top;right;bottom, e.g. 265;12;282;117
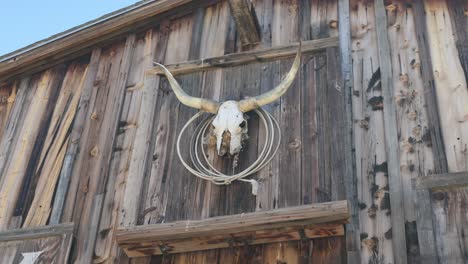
176;107;281;195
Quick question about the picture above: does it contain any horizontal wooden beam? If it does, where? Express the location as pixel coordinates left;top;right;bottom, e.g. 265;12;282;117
116;200;348;257
147;37;339;76
0;0;219;83
413;171;468;190
0;223;74;241
227;0;260;45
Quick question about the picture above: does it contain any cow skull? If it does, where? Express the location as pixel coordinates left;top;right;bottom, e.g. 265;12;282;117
154;44;301;156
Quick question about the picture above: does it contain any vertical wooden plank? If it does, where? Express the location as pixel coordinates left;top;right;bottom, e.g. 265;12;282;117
0;77;31;181
446;0;468;84
0;67;64;230
350;1;394;263
159;14;198;223
412;1;447;261
227;0;260;45
69;36;134;264
93;29;160;264
374;0;408;263
23;62;89;227
251;0;273;48
422;0;468;262
11;65;66;228
338;0;360;262
60;49;102;224
50;52;101;225
385;2;442;263
140;22;171;227
0;83;15;140
422;1;468;172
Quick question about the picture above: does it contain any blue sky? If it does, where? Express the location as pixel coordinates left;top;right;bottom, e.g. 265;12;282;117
0;0;139;56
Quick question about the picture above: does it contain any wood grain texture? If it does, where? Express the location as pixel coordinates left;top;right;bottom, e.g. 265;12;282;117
227;0;260;46
0;66;65;230
65;36;135;263
121;224;345;257
412;1;446;262
147;37;338;75
423;1;468;263
414;171;468;190
385;2;440;263
338;0;360;263
0;223;73;264
374;1;407;263
23;62;89;227
117;201;348;256
350;1;394;263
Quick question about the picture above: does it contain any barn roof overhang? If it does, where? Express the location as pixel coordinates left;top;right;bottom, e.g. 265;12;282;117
0;0;218;84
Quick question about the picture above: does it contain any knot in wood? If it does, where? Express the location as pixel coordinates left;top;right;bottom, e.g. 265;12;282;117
90;146;99;157
90;112;99;120
288;139;301;150
432;191;446;201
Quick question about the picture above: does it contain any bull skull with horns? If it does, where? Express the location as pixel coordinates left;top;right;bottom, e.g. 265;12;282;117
154;45;301;156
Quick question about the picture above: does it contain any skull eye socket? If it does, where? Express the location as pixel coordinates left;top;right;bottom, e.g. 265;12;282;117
239;121;246;128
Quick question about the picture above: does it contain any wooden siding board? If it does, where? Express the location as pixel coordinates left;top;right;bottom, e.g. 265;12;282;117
66;36;134;263
0;83;15;141
0;66;66;230
446;0;468;85
422;1;468;262
227;0;260;45
59;48;102;223
0;77;31;184
93;29;160;264
23;62;89;228
338;0;361;262
386;2;441;263
374;1;408;263
351;1;394;263
412;1;446;261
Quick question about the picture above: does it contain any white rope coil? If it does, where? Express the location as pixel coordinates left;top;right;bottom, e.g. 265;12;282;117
176;107;281;195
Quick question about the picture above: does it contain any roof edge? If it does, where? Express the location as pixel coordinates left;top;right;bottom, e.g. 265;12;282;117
0;0;206;83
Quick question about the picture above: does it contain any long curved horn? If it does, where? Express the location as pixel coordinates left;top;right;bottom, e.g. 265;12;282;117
154;63;220;114
238;43;302;112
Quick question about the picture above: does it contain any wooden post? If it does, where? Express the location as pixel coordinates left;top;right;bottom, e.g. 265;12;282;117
338;0;360;263
227;0;260;46
374;1;408;263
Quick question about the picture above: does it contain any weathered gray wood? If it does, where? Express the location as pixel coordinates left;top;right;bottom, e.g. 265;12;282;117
69;36;135;264
147;38;339;75
0;223;74;241
0;223;74;263
411;1;444;262
50;52;101;225
60;48;102;223
338;0;360;263
117;200;348;240
374;1;407;263
120;223;344;257
227;0;260;46
446;0;468;85
413;171;468;190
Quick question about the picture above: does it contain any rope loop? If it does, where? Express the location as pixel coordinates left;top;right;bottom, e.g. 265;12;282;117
176;107;281;195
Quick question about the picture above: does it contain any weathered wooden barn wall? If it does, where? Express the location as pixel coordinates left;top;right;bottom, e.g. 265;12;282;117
0;0;466;263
